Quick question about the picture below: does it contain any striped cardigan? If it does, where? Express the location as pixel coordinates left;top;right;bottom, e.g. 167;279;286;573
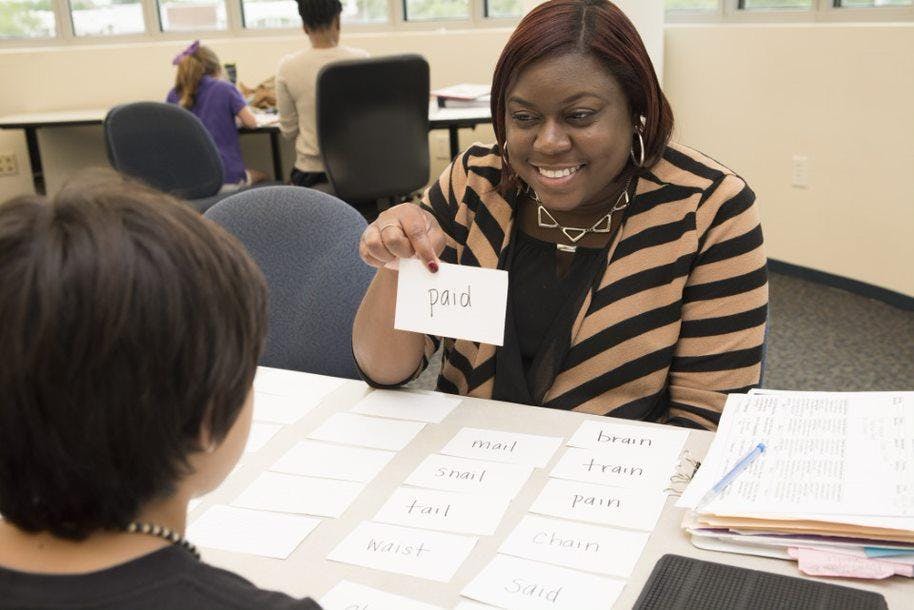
418;142;768;430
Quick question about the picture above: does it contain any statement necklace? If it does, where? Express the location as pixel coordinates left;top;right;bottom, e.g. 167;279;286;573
531;178;632;253
125;521;201;560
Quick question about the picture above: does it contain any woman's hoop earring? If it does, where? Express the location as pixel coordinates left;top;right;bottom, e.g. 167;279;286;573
501;142;510;166
630;123;646;168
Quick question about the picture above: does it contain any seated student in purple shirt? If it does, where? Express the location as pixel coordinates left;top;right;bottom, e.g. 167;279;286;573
167;41;267;191
0;170;319;610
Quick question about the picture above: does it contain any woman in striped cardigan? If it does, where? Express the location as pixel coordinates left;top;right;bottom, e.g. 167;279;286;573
353;0;767;430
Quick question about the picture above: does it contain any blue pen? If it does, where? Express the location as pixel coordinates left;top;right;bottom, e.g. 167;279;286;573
696;442;766;512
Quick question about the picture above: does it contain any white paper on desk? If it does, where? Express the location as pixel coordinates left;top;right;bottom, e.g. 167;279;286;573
677;393;914;516
441;427;564;468
244;422;282;454
308;412;426;451
327;521;477;582
188;505;320;559
394;258;508;346
351;388;462;423
462;554;625;610
254;366;344;398
404;454;533;497
374;487;511;535
453;602;499;610
530;478;668;531
321;581;444;610
254;391;323;425
271;440;395;482
232;471;364;518
568;420;687;461
499;514;649;578
550;446;675;490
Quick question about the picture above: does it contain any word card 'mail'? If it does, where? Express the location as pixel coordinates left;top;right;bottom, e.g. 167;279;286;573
404;454;533;497
320;581;444;610
374;487;511;535
395;258;508;346
462;554;624;610
188;505;320;559
327;521;477;582
530;478;668;531
499;514;649;578
441;427;564;468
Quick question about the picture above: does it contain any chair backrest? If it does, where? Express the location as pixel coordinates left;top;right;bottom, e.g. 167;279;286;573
317;54;430;202
204;186;374;379
104;102;223;200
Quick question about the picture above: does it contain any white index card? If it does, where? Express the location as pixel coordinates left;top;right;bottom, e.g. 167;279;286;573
454;602;499;610
254;366;345;398
188;505;320;559
550;446;675;490
404;454;533;497
321;581;444;610
499;514;649;578
568;420;687;462
271;440;395;483
253;391;323;425
232;472;365;518
351;388;462;423
244;421;282;454
441;427;564;468
462;555;624;610
327;521;478;582
529;478;668;531
394;258;508;346
374;487;511;535
308;412;426;451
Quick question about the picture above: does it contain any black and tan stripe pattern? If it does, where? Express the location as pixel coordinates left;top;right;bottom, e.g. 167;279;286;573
417;143;767;430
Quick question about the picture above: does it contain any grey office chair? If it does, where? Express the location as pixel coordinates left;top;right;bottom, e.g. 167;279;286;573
316;54;430;221
104;102;234;213
204;186;374;379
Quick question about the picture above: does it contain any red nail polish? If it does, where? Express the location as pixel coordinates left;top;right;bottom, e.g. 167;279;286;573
428;261;439;273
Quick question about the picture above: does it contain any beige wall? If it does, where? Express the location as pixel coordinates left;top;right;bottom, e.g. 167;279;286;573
1;16;911;297
665;23;914;297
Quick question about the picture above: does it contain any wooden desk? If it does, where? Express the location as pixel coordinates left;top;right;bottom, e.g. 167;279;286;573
194;377;909;609
0;106;492;195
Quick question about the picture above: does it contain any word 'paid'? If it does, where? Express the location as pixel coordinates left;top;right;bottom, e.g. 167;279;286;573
428;285;471;317
506;579;562;603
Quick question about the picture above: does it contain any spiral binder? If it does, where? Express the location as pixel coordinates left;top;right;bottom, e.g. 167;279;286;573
664;449;701;496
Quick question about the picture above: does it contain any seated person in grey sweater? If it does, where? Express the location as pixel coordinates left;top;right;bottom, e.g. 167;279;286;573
0;170;321;610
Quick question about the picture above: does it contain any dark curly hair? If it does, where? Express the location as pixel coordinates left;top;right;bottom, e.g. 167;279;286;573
296;0;343;30
0;169;267;540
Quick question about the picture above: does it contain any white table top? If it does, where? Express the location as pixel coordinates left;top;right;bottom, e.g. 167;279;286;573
191;377;910;609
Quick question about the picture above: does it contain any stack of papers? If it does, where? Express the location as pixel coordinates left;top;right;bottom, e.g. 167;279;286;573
679;390;914;579
431;83;491;108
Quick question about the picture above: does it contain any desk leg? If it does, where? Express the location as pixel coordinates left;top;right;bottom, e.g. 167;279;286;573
449;126;460;161
25;127;46;195
269;130;283;181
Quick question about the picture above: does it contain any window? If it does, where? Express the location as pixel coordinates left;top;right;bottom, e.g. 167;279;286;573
403;0;469;21
70;0;145;36
0;0;55;38
838;0;911;5
157;0;227;31
739;0;812;8
342;0;388;24
485;0;522;18
241;0;298;29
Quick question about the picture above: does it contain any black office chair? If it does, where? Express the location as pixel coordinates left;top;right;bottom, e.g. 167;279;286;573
104;102;234;213
316;54;430;221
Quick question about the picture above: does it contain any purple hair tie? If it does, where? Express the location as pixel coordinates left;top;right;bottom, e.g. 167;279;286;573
172;40;200;66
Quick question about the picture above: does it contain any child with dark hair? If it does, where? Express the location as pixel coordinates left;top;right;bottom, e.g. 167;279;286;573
276;0;368;190
0;170;320;610
168;40;267;191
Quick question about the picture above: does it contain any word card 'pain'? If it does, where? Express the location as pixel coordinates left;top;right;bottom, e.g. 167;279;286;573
395;258;508;346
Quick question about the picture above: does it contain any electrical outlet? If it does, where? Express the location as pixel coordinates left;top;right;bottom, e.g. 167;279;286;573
432;134;451;161
791;154;809;188
0;153;18;176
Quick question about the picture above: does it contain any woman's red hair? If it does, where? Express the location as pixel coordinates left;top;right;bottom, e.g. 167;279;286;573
490;0;673;191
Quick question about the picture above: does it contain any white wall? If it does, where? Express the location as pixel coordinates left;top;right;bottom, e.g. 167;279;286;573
665;23;914;298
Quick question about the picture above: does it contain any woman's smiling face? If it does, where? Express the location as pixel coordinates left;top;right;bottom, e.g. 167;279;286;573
505;52;634;213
